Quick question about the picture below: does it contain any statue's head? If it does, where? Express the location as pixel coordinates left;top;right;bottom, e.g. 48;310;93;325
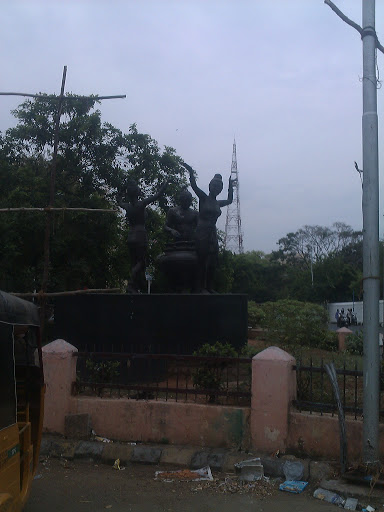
125;178;141;198
209;174;223;197
178;188;192;209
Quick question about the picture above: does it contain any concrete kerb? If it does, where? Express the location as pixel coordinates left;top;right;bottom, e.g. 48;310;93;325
40;435;333;481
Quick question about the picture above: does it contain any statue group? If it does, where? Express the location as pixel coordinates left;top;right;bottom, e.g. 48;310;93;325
118;164;233;294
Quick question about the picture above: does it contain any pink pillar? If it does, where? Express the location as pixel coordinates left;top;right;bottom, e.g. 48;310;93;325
336;327;353;352
42;339;78;434
251;347;296;453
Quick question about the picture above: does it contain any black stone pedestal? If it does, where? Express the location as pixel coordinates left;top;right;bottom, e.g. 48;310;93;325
54;294;248;354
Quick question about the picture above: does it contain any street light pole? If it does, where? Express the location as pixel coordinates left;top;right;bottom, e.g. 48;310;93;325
361;0;380;466
325;0;382;465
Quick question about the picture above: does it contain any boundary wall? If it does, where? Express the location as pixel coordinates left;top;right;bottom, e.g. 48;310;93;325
42;340;383;460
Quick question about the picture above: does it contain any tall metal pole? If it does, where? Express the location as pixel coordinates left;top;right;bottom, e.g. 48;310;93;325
361;0;380;465
325;0;382;466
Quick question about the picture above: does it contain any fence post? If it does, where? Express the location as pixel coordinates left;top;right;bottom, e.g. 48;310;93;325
336;327;353;352
42;339;78;434
251;346;296;453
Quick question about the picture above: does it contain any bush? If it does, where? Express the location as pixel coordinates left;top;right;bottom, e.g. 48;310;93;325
85;359;120;383
346;331;363;356
317;331;338;352
193;342;237;403
248;301;265;328
259;299;329;348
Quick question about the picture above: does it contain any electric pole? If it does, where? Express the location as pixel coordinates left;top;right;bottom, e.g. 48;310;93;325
325;0;383;466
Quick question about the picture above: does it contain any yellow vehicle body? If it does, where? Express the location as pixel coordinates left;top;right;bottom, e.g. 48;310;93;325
0;291;44;511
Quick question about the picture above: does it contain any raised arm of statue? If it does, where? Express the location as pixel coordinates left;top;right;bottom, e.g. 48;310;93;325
142;180;168;207
218;177;234;207
181;162;205;200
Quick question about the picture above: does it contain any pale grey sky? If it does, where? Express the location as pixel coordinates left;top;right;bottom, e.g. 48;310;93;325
1;0;383;253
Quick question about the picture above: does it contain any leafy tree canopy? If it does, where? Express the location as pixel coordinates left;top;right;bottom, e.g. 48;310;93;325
0;95;188;292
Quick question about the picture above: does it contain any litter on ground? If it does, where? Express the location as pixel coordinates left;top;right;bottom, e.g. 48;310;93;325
279;480;308;494
155;466;213;482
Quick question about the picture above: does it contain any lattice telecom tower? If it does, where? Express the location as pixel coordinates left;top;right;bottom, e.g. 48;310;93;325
224;139;244;253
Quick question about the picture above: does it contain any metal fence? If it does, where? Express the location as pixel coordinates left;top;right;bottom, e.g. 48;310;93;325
73;352;252;406
293;359;384;420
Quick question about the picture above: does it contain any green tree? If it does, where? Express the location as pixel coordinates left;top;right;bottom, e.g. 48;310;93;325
0;96;188;292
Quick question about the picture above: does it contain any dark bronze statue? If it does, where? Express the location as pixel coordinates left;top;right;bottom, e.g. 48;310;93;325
118;179;167;293
164;188;198;243
182;162;233;293
158;188;198;292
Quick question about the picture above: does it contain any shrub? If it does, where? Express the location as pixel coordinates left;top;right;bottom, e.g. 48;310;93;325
346;331;363;356
259;299;329;348
317;331;338;352
193;342;237;402
85;359;120;383
248;301;265;328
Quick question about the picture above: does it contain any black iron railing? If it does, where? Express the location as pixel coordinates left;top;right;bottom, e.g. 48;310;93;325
73;352;252;406
293;359;384;420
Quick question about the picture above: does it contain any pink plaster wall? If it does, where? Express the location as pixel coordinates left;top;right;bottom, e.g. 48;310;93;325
74;397;250;449
288;410;384;461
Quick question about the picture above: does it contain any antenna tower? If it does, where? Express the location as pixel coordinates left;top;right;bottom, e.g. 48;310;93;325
224;139;244;253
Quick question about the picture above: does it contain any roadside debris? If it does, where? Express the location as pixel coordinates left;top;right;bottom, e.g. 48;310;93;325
193;475;275;497
112;459;125;471
362;507;375;512
155;466;213;482
313;488;346;506
234;458;264;482
91;429;112;443
344;497;359;510
279;481;308;494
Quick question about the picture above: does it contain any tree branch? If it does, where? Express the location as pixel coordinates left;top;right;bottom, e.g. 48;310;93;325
10;288;121;298
324;0;384;54
0;92;126;100
0;207;119;213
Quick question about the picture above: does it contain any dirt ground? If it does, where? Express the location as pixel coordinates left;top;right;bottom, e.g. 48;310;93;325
24;457;354;512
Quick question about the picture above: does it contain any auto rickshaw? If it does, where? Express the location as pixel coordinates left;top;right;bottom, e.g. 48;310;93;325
0;291;44;511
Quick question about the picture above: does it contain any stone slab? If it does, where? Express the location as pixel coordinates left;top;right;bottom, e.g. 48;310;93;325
322;479;384;500
75;441;104;460
190;451;210;469
101;444;134;465
259;456;285;477
310;461;332;483
50;441;78;460
64;413;91;440
131;446;162;464
207;450;227;470
160;446;196;466
222;452;253;473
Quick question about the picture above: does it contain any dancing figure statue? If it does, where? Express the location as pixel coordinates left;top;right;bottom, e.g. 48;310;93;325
164;188;198;243
182;163;233;293
117;179;167;293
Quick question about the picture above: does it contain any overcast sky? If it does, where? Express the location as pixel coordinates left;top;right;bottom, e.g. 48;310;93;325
1;0;383;253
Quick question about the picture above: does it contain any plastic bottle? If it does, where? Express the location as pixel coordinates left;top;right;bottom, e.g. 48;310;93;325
313;488;346;507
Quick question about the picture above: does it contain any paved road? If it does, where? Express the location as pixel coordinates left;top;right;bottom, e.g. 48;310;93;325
24;458;353;512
